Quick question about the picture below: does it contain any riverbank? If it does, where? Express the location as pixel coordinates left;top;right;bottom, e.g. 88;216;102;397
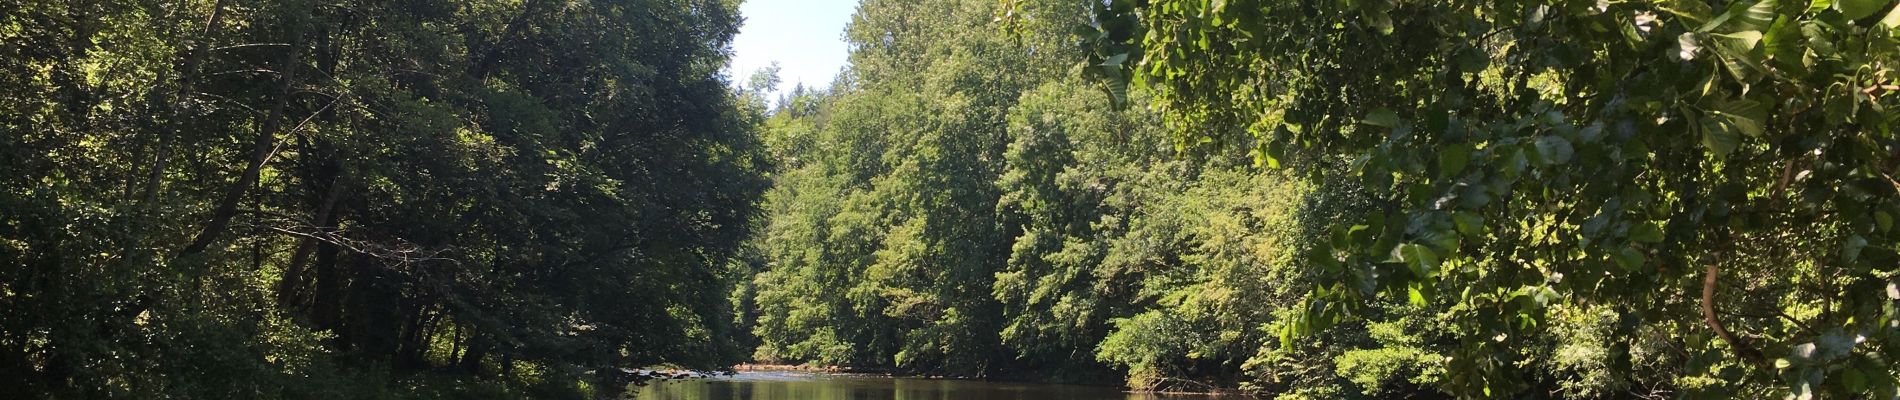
724;365;1249;397
636;370;1247;399
732;363;888;374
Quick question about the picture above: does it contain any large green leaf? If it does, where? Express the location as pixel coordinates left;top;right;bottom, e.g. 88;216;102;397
1712;97;1769;137
1763;16;1809;76
1631;222;1666;243
1698;114;1743;156
1710;31;1767;81
1843;234;1868;264
1438;144;1471;177
1612;246;1646;271
1713;30;1764;51
1883;1;1900;28
1397;243;1441;279
1452;212;1484;236
1733;0;1780;31
1838;0;1889;20
1533;136;1574;165
1695;96;1767;156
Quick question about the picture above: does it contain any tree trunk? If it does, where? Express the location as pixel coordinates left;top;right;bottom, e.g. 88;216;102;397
461;335;488;377
181;21;307;256
275;167;345;309
311;232;343;332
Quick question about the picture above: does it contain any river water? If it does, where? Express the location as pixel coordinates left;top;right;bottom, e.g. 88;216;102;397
631;371;1234;400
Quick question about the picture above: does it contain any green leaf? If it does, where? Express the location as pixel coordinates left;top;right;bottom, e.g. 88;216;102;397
1407;281;1428;306
1734;0;1779;32
1884;1;1900;28
1676;32;1703;61
1507;147;1529;175
1843;234;1868;264
1072;24;1103;39
1843;366;1870;392
1791;342;1818;361
1362;3;1395;35
1263;135;1287;168
1809;0;1834;13
1713;30;1765;52
1371;15;1394;34
1438;144;1471;178
1698;114;1743;156
1534;136;1574;165
1455;47;1489;72
1631;222;1666;243
1709;31;1767;82
1764;17;1809;76
1612;246;1646;271
1838;0;1888;20
1717;98;1769;137
1817;330;1856;357
1452;212;1484;237
1668;0;1717;25
1363;108;1401;128
1823;86;1858;124
1877;211;1893;232
1397;243;1441;279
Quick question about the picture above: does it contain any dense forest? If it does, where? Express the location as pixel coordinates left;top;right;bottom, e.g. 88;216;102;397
5;0;1900;399
742;0;1900;398
1;0;765;398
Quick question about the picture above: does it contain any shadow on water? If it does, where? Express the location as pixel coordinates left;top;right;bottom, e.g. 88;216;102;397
632;372;1237;400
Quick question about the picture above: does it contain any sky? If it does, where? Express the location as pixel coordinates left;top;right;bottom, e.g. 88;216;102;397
726;0;859;99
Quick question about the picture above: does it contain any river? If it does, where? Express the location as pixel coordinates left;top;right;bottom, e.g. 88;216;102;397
631;371;1237;400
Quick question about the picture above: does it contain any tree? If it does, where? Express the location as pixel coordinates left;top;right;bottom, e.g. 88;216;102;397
1086;0;1900;397
0;0;767;397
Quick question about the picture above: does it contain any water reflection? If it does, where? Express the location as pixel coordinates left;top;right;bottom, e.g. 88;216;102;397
632;372;1228;400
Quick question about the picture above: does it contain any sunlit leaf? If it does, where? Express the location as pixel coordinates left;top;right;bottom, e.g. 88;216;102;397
1363;108;1401;128
1397;243;1440;279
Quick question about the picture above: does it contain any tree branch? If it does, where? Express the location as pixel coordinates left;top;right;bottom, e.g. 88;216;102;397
181;17;310;256
1701;254;1764;365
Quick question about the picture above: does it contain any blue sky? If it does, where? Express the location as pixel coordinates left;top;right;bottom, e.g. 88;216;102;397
726;0;859;98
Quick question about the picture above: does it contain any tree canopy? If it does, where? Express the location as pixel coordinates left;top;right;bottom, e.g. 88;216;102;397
747;0;1900;398
1;0;765;397
8;0;1899;398
1077;0;1900;397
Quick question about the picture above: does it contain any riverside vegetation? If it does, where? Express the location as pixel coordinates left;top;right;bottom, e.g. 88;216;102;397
2;0;765;397
4;0;1900;399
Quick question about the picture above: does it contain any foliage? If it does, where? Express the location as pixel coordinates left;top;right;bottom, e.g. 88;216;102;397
747;0;1073;376
1084;0;1900;397
0;0;766;397
747;0;1326;390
